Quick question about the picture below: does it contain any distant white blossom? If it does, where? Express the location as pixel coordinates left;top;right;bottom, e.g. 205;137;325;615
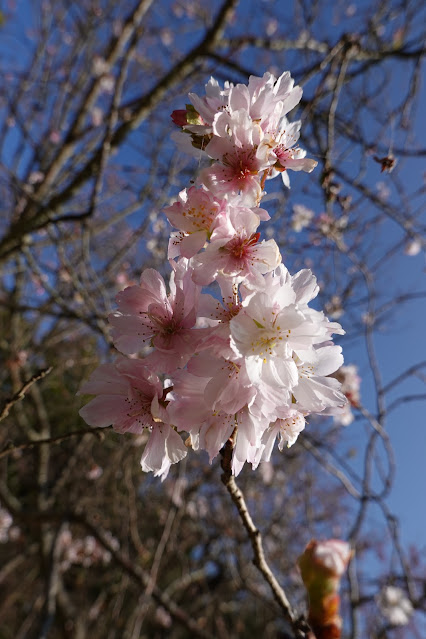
377;586;413;626
404;239;422;256
57;526;119;571
325;294;344;320
291;204;314;232
330;364;361;426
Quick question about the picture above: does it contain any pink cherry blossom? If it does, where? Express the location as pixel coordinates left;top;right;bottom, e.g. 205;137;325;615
189;351;256;415
165;186;227;259
188;77;231;132
259;410;307;462
79;358;187;480
231;71;302;127
230;283;313;388
196;276;243;359
79;358;165;433
109;259;205;372
168;353;267;473
266;118;318;188
292;345;347;413
200;110;271;205
192;205;281;287
167;368;237;464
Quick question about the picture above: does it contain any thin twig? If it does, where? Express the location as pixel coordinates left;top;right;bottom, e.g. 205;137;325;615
0;425;112;460
0;367;52;423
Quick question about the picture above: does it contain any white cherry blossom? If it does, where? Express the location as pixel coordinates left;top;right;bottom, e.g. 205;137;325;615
377;586;413;626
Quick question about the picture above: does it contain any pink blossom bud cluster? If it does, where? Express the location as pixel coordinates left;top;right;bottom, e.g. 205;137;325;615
79;71;347;479
298;539;352;639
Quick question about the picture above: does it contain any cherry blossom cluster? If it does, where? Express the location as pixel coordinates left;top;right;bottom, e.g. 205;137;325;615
79;71;347;479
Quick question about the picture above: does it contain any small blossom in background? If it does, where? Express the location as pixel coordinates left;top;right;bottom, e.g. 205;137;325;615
115;269;134;289
0;506;20;543
0;506;13;543
6;349;28;371
404;238;422;256
376;180;390;201
92;56;110;77
291;203;314;232
377;585;413;626
86;464;103;481
49;131;61;144
330;403;355;427
28;170;45;185
155;606;172;629
324;295;344;320
330;364;361;426
91;107;103;127
99;75;115;94
57;526;119;572
317;212;348;243
339;365;361;407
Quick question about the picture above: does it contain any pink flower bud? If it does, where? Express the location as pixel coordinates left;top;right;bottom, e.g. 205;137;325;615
298;540;352;639
171;109;189;127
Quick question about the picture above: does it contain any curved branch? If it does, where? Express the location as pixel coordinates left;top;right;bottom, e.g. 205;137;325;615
220;441;311;639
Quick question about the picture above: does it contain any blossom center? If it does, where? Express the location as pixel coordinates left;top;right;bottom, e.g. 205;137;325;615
124;392;152;420
274;145;295;166
147;310;180;335
226;232;260;260
183;203;216;231
222;147;258;183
